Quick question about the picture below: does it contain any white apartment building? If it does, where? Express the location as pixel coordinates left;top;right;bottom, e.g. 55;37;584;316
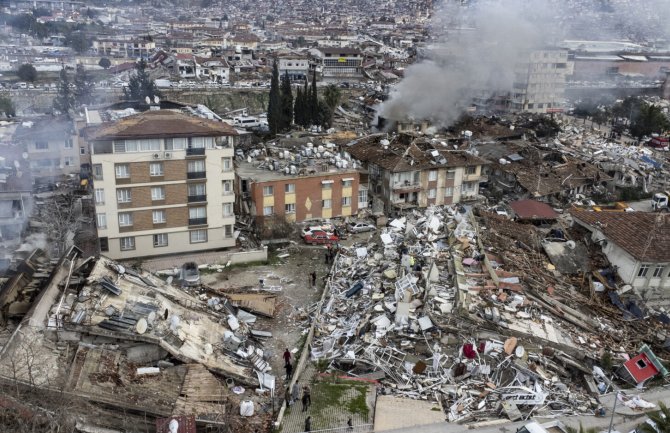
87;109;237;260
510;50;574;114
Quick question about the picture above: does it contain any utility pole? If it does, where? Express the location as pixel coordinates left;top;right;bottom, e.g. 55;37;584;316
608;391;620;433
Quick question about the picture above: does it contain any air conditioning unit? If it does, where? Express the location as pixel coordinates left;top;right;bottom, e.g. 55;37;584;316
163;152;173;159
152;153;161;160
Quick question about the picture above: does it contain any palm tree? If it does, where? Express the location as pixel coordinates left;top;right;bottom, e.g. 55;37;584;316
637;402;670;433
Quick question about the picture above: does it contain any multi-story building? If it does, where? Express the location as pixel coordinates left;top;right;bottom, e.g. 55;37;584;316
235;162;362;224
86;109;237;260
277;54;310;82
509;50;573;114
310;47;363;80
347;134;488;213
14;117;81;185
92;37;156;59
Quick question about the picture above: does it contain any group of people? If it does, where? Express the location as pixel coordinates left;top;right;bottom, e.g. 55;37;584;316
283;348;313;431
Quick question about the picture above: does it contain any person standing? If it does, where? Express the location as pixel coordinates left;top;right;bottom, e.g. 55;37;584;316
283;348;291;366
304;416;312;432
302;385;311;411
285;362;293;380
292;382;300;404
310;271;317;287
285;387;291;406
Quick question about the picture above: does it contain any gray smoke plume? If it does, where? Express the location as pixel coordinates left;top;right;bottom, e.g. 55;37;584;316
379;0;670;127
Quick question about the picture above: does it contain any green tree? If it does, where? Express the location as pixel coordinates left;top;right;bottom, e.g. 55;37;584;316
310;72;318;125
279;73;293;131
302;77;312;126
73;64;94;107
53;67;75;115
630;102;670;139
0;96;15;117
123;59;161;101
316;99;332;129
294;86;305;128
65;31;91;54
17;63;37;82
322;84;341;125
637;402;670;433
267;59;281;135
98;57;111;69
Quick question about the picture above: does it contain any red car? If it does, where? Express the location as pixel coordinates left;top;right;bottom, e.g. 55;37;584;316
304;230;339;245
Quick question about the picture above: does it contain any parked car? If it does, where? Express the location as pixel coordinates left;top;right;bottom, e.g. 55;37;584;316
180;262;200;286
301;223;335;238
347;222;376;233
304;230;339;245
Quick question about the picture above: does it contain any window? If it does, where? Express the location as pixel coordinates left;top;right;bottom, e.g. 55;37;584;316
222;180;233;195
285;183;295;193
342;196;351;206
322;181;333;190
64;138;73;149
285;203;296;213
96;213;107;229
64;156;74;167
150;162;164;176
151;186;165;201
428;188;436;199
187;160;205;172
115;164;130;178
93;164;103;180
223;202;233;217
95;188;105;204
190;229;207;243
466;166;477;175
35;141;48;150
445;186;453;197
638;264;650;277
342;179;353;187
446;171;455;179
120;236;135;251
653;266;664;278
153;233;168;247
189;207;206;219
165;137;187;150
428;170;437;181
222;157;232;171
323;199;332;209
80;147;86;155
263;206;274;216
100;237;109;252
263;185;274;196
224;224;233;238
636;358;648;369
117;188;132;203
461;182;476;193
115;139;161;153
358;188;368;208
153;210;166;224
118;212;133;227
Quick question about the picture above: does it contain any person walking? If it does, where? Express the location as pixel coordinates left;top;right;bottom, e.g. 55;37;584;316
347;418;353;430
283;348;291;366
302;385;311;411
304;416;312;432
285;362;293;380
285;387;291;406
292;382;300;404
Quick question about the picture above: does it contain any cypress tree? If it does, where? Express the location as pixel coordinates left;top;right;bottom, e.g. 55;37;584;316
310;72;318;126
294;86;304;127
267;59;281;135
304;75;312;126
280;73;293;131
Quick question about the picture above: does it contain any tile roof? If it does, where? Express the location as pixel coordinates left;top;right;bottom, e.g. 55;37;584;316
510;199;558;220
90;110;237;140
570;209;670;262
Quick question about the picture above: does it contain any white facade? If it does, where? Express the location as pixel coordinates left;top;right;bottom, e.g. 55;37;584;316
510;50;574;114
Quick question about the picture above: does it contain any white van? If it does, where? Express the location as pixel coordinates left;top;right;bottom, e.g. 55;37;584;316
233;117;261;128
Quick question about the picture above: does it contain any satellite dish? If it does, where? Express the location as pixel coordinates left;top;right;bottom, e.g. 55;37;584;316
136;318;148;334
145;96;151;104
147;311;156;324
515;345;525;358
22;152;28;159
105;306;116;316
154;96;160;104
13;160;20;168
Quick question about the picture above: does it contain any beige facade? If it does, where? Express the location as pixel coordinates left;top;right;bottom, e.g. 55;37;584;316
510;50;574;114
88;110;237;260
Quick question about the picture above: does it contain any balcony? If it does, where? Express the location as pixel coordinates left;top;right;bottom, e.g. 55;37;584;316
188;194;207;203
188;217;208;226
187;171;206;179
392;181;422;193
186;147;206;157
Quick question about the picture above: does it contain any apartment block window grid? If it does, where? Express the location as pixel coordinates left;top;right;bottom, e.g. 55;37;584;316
118;212;133;227
428;170;438;181
151;186;165;201
285;203;296;214
153;210;166;224
190;229;207;243
153;233;168;247
96;213;107;229
285;183;295;193
222;180;233;195
95;189;105;205
223;203;233;217
117;188;132;203
342;196;352;206
263;206;274;216
263;185;274;196
323;199;332;209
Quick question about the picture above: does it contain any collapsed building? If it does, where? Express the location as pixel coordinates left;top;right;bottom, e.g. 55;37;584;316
306;202;670;426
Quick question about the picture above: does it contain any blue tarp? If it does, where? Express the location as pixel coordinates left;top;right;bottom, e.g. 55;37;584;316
640;155;662;169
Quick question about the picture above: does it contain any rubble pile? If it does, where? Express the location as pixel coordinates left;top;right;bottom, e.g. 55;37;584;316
309;205;616;423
